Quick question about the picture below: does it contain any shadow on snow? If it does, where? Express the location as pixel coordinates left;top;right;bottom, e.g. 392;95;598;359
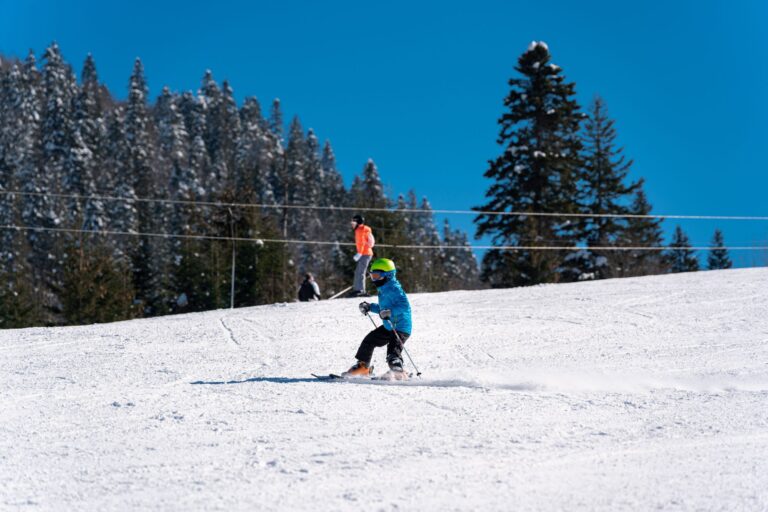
191;376;318;385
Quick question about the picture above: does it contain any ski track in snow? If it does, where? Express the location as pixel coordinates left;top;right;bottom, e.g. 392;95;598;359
1;268;768;511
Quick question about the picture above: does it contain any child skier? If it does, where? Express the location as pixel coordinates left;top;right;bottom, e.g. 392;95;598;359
342;258;412;381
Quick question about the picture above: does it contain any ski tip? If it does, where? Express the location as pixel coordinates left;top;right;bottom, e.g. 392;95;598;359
312;373;344;380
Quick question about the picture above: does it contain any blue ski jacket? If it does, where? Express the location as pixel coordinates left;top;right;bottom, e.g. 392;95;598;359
370;271;412;335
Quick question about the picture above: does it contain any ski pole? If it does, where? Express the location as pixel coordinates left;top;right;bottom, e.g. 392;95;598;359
366;312;422;378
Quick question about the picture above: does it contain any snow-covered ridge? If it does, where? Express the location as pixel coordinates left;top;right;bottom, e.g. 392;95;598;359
2;268;767;510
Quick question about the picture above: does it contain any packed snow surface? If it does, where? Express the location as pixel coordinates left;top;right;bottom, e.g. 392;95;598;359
2;268;768;511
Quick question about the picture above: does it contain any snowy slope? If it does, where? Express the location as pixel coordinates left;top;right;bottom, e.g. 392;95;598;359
2;268;768;511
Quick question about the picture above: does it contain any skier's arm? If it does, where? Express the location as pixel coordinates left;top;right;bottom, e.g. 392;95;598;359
312;282;321;300
369;302;380;314
388;291;410;328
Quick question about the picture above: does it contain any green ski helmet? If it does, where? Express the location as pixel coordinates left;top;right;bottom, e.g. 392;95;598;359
370;258;396;273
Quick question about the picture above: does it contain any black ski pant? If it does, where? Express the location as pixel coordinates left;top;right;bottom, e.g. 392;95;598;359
355;325;411;366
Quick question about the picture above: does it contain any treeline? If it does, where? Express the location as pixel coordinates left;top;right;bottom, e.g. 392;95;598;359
0;43;479;328
475;42;732;287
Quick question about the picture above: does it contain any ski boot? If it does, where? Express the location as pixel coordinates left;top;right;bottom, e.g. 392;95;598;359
341;360;373;378
379;359;409;381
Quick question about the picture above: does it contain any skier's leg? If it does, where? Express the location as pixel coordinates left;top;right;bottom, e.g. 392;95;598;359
354;325;391;365
386;331;410;370
353;255;372;294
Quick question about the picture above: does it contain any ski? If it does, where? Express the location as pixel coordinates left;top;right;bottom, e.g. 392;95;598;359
371;372;413;381
311;373;344;380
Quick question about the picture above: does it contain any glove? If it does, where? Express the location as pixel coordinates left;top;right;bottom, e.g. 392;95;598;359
379;309;392;320
353;253;362;262
358;302;371;315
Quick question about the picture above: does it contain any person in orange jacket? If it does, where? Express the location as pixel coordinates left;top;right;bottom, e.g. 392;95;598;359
350;214;374;297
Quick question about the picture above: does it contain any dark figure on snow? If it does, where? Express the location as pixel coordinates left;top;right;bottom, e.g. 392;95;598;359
298;273;321;302
343;258;412;381
350;214;375;297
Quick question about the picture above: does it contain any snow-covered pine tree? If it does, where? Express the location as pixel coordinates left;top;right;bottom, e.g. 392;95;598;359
178;91;209;199
280;116;308;239
666;225;699;273
321;140;346;208
613;188;667;277
200;72;240;195
350;158;387;209
155;86;193;303
124;58;164;314
442;219;481;290
475;41;583;288
392;192;421;288
75;54;109;232
707;229;732;270
104;106;138;260
413;197;444;292
317;140;350;293
297;128;326;271
269;98;284;145
34;43;76;285
349;159;413;287
564;95;640;281
1;58;41;276
235;96;274;202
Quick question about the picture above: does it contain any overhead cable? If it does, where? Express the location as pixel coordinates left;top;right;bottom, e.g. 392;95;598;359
2;224;766;252
2;189;768;222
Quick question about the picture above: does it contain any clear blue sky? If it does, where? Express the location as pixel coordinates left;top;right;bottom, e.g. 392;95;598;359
2;0;767;266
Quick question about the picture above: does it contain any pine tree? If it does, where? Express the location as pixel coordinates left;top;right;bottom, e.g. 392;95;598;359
349;159;413;289
58;239;138;325
201;72;240;195
1;59;41;274
412;197;444;292
269;98;284;144
30;43;75;288
73;54;109;232
315;140;348;293
613;188;668;277
125;58;163;314
707;229;732;270
474;42;583;287
0;256;41;329
177;91;209;199
104;106;138;259
564;95;640;281
235;96;274;202
442;219;480;290
290;128;326;272
666;225;699;273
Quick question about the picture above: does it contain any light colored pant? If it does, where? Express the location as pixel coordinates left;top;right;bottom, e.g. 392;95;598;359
354;255;372;293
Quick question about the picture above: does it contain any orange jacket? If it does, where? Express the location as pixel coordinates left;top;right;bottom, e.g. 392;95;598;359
354;224;375;256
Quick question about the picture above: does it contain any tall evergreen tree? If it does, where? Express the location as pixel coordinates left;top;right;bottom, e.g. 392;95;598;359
564;95;640;281
666;225;699;273
31;43;74;283
104;106;138;255
235;96;274;202
1;58;41;274
278;116;308;239
474;42;584;287
124;58;163;314
442;219;481;290
269;98;284;144
201;72;240;195
73;54;109;232
613;188;668;277
707;229;732;270
58;240;138;325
